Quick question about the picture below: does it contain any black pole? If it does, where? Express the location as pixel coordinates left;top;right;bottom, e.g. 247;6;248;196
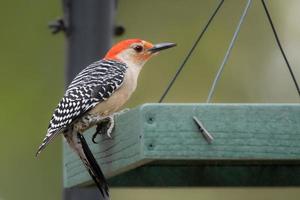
61;0;115;199
63;0;116;84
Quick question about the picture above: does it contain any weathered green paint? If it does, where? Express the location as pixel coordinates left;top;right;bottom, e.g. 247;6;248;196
63;103;300;188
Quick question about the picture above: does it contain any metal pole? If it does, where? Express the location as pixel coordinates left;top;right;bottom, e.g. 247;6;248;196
63;0;116;84
62;0;115;199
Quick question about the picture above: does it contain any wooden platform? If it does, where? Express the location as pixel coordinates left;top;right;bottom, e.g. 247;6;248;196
63;103;300;188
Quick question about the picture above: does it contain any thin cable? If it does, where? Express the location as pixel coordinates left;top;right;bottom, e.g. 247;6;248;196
261;0;300;97
158;0;225;103
206;0;252;103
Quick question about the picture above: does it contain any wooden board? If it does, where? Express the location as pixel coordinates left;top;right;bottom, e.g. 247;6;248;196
63;103;300;188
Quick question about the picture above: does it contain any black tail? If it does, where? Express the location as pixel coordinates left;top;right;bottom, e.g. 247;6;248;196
77;133;110;199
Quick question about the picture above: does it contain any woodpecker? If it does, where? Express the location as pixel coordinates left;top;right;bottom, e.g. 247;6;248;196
36;39;176;199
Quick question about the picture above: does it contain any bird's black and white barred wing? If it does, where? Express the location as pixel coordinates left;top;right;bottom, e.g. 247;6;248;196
36;59;127;156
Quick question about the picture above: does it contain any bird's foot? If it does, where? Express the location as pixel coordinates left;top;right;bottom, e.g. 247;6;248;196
92;116;115;143
81;114;104;129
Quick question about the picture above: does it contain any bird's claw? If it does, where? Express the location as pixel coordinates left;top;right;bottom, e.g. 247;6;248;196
92;116;114;143
92;132;99;144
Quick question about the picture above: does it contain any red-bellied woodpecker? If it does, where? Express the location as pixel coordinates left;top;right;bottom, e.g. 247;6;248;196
36;39;176;199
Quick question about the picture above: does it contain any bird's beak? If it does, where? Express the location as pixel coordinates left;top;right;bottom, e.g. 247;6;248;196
148;42;176;53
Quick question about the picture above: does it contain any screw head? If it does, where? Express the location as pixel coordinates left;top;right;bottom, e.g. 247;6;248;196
114;25;125;36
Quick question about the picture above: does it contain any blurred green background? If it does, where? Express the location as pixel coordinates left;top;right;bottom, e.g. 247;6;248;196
0;0;299;200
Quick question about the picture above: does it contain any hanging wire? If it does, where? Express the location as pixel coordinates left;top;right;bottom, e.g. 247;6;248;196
158;0;225;103
261;0;300;97
206;0;252;103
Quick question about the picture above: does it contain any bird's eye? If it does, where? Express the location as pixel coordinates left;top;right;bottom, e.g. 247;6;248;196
133;45;143;53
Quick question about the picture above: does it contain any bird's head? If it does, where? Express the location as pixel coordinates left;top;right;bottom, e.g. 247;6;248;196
105;39;176;67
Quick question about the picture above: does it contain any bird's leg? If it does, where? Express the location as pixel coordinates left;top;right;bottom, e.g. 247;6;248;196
81;114;104;127
92;108;129;142
92;116;115;143
104;116;114;139
91;109;130;143
74;114;105;135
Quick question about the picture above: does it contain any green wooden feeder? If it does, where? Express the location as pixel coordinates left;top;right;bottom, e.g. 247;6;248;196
56;0;300;199
63;103;300;189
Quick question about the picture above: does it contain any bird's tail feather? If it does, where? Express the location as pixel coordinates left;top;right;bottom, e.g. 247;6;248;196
35;129;63;157
77;133;110;199
64;131;109;200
